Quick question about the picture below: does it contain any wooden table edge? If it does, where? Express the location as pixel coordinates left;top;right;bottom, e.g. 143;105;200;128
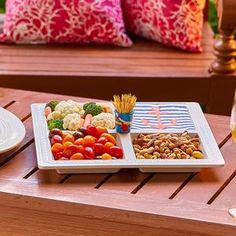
0;179;235;232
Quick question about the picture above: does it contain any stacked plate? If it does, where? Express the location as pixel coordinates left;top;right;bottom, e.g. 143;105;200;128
0;108;26;154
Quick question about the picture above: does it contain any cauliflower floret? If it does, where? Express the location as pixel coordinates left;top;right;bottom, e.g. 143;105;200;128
55;100;84;118
47;111;62;121
63;113;81;131
67;100;84;116
91;112;115;129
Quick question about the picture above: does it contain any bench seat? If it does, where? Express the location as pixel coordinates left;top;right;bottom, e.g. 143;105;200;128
1;0;236;117
0;23;214;103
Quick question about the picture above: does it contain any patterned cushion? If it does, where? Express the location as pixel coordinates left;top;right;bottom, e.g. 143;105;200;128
121;0;205;52
0;0;132;47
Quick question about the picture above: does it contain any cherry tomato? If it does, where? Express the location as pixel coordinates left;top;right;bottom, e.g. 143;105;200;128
51;143;64;154
97;137;108;145
54;151;64;160
102;153;112;160
63;144;80;158
70;153;84;160
109;146;123;159
63;141;73;147
76;145;85;154
104;142;114;153
49;128;63;138
96;126;108;137
83;135;96;147
59;157;69;160
62;134;75;144
93;143;104;155
101;133;116;144
74;138;85;146
84;147;95;159
86;124;99;138
54;152;69;160
51;135;63;145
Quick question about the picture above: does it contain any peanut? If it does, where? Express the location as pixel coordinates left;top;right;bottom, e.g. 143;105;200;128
134;148;140;153
144;153;152;159
169;153;176;159
153;152;161;158
137;155;145;159
185;147;193;155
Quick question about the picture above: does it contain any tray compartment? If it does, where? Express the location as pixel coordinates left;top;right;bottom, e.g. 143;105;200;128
131;131;206;161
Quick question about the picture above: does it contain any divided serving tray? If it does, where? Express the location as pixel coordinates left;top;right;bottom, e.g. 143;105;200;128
31;102;225;174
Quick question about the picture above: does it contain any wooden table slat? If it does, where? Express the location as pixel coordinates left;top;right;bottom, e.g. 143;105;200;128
205;114;231;145
136;173;190;199
62;173;108;189
98;169;149;193
212;174;236;208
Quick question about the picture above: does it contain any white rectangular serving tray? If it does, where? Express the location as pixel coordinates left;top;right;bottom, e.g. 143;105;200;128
31;102;225;174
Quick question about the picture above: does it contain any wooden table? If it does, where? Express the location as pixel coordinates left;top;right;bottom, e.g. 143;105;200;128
0;88;235;236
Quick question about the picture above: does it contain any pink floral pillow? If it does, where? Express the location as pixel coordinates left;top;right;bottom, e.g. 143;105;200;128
0;0;132;47
121;0;205;52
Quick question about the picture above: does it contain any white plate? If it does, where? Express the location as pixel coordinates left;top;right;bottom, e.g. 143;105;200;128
0;107;26;154
31;102;225;174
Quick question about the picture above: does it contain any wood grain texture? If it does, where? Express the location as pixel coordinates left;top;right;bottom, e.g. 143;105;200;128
211;0;236;74
212;173;236;208
205;114;231;144
0;203;232;236
61;173;107;188
98;169;149;193
174;138;236;204
0;183;235;235
217;0;236;29
136;173;189;198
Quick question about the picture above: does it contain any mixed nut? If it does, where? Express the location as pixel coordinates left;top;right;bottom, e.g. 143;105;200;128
133;132;204;159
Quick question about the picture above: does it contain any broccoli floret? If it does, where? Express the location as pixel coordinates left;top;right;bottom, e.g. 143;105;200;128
47;119;64;130
83;102;96;111
46;100;59;111
84;103;103;116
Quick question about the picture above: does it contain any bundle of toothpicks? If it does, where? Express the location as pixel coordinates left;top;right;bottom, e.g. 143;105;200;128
112;94;137;113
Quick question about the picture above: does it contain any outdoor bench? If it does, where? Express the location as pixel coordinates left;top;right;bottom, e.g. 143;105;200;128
0;0;235;115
